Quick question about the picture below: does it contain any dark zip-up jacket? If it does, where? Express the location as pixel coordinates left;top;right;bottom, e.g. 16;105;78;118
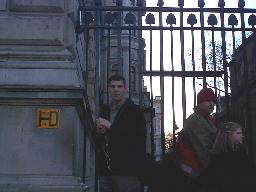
96;99;146;176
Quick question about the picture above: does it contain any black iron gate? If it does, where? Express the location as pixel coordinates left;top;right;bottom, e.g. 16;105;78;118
77;0;256;157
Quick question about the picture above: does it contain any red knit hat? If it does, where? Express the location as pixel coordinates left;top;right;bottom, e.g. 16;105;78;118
197;88;217;105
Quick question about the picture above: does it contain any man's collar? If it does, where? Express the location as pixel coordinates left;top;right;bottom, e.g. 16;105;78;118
110;98;127;109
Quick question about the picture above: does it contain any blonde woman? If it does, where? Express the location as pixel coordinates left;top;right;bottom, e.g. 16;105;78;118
199;122;256;192
211;122;243;154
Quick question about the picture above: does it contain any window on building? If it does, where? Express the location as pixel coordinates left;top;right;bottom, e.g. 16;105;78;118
111;11;123;35
157;127;161;134
154;119;161;133
157;140;161;152
155;106;160;113
156;119;161;129
111;64;119;75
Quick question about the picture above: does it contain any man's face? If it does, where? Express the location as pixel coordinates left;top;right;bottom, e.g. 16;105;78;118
198;100;215;115
108;80;126;103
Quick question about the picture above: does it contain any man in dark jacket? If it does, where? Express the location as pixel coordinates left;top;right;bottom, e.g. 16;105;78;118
95;75;146;192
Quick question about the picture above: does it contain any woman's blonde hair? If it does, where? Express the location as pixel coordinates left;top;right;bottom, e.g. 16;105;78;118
211;121;242;154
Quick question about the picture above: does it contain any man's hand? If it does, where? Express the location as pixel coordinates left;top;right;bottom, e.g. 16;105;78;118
95;117;111;134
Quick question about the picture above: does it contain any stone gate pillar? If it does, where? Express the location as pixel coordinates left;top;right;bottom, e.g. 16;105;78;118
0;0;95;191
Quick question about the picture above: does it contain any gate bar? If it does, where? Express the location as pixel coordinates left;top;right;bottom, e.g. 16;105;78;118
142;71;223;77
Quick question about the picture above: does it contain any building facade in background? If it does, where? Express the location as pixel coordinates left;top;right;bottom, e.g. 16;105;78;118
229;32;256;165
152;96;162;161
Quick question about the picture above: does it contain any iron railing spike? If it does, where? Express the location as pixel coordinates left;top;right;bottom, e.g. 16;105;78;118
178;0;184;7
238;0;245;8
198;0;205;7
218;0;225;8
157;0;164;7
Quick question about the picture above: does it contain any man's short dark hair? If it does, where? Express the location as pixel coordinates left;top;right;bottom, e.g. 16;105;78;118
107;75;126;86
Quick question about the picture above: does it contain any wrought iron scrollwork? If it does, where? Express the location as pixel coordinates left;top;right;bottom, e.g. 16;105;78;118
125;12;136;25
145;13;155;25
166;13;176;26
248;14;256;27
105;12;115;25
208;14;218;26
228;14;238;27
187;14;197;26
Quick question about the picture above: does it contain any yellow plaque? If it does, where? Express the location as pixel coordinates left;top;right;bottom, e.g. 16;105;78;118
36;109;60;128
